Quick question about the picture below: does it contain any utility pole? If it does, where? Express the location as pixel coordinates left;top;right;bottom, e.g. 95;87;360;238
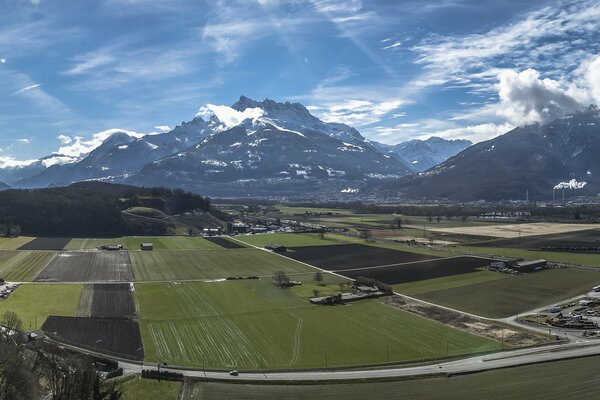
387;347;390;363
325;352;328;369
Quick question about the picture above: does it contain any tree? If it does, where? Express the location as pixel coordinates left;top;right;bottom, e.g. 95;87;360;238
426;215;433;223
359;229;372;242
436;215;441;223
395;218;402;230
313;271;323;286
0;311;22;332
273;271;290;287
312;288;319;298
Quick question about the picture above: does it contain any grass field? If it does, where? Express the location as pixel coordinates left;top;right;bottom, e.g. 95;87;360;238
136;280;499;370
0;251;56;281
393;270;509;296
124;236;224;250
130;249;314;281
0;283;82;329
0;236;35;250
416;268;600;318
235;233;350;248
118;377;180;400
65;238;126;250
428;222;599;238
455;245;600;267
182;355;600;400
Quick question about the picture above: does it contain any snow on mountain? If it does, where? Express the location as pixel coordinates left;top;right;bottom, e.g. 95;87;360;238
391;137;472;172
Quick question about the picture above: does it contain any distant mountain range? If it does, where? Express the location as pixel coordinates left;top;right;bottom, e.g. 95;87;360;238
388;106;600;201
0;96;469;197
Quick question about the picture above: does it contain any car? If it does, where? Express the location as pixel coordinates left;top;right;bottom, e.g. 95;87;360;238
229;370;239;376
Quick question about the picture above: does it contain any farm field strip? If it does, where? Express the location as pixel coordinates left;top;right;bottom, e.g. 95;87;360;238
18;237;72;250
135;280;499;369
0;283;82;330
331;256;461;273
35;251;133;282
76;284;94;317
426;222;599;238
65;238;126;250
336;257;495;286
453;245;600;267
393;271;509;296
0;236;35;250
124;236;224;250
42;316;144;360
285;244;439;271
203;236;246;249
235;233;351;248
0;251;56;282
91;283;136;318
414;268;600;318
130;249;314;281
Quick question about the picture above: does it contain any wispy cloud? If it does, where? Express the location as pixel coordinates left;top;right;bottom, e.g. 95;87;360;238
13;83;41;95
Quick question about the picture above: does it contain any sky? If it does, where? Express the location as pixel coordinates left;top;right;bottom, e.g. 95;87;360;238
0;0;599;166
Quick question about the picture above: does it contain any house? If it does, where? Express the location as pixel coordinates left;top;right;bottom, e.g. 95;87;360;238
514;259;547;273
140;242;153;251
265;244;287;253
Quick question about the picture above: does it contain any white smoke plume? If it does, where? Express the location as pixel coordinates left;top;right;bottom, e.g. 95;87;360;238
553;179;587;190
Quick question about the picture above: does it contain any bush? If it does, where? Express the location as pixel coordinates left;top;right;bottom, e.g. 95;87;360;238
141;369;184;382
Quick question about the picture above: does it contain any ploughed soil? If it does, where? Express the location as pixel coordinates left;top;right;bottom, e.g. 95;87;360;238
204;236;245;249
19;237;72;250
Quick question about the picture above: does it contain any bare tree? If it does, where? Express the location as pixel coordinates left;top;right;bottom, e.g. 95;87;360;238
359;229;372;242
1;311;22;332
313;271;323;286
436;215;442;223
273;271;290;287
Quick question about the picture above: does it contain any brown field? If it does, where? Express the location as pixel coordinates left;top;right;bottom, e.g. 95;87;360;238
35;251;133;282
425;223;599;238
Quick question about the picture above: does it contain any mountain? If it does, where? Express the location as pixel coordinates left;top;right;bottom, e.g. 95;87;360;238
391;137;472;172
17;121;215;188
389;106;600;201
18;96;411;197
125;98;411;197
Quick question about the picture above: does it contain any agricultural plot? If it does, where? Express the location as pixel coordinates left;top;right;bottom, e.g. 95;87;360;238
136;281;499;369
337;256;495;285
0;236;35;250
455;245;600;267
393;270;509;296
42;316;144;360
18;237;72;250
35;251;133;282
235;233;349;248
130;249;313;281
118;378;181;400
124;236;223;250
183;355;600;400
0;251;56;281
285;244;438;271
203;236;246;249
416;268;600;318
425;222;599;239
0;284;82;330
473;229;600;250
91;283;136;318
65;238;125;250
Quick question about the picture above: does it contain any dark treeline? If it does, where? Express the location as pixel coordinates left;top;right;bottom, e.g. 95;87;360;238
0;182;211;237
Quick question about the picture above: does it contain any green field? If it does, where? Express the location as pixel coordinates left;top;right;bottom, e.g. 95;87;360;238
274;206;353;215
118;377;180;400
393;270;509;296
0;251;55;281
130;248;314;281
0;236;35;250
416;268;600;318
125;236;224;250
136;280;499;370
65;238;126;250
182;355;600;400
235;233;349;248
0;283;82;329
455;245;600;267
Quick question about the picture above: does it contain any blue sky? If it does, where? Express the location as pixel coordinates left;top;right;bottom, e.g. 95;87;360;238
0;0;599;166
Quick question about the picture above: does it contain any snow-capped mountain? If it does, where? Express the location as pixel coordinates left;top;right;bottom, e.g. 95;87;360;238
125;98;411;196
15;96;411;195
389;106;600;201
391;137;472;172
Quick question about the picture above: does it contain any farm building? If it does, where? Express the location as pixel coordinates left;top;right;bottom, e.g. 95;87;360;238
265;244;287;253
140;242;154;251
514;259;547;273
232;223;250;233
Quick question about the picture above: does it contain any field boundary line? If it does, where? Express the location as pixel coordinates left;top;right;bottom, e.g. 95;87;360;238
332;256;462;273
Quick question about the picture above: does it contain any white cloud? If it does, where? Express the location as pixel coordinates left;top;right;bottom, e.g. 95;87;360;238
41;155;79;168
382;42;401;50
57;129;145;158
0;156;37;169
154;125;172;133
16;138;30;144
585;55;600;104
57;134;73;145
0;58;5;63
196;104;264;129
496;68;584;125
13;83;41;95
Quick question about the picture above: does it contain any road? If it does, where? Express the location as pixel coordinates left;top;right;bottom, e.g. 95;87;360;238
115;339;600;382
